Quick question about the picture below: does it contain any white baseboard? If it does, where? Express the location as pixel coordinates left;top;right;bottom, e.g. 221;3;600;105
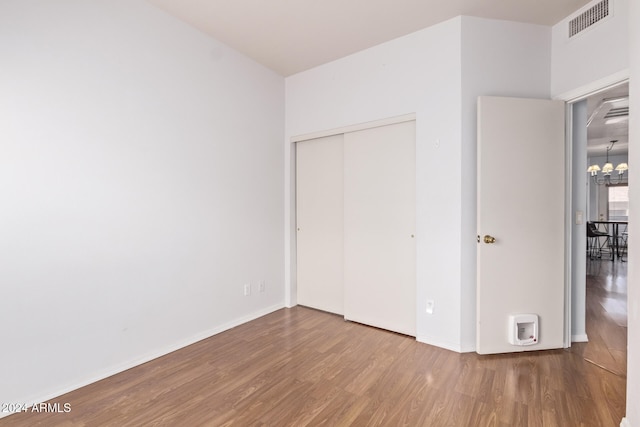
0;303;285;419
620;417;631;427
417;334;594;353
572;333;589;343
416;335;475;353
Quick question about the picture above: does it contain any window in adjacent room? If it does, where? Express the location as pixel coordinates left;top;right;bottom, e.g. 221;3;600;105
608;184;629;221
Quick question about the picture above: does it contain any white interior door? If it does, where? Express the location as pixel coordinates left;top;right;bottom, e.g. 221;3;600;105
343;121;416;336
477;96;565;354
296;134;344;315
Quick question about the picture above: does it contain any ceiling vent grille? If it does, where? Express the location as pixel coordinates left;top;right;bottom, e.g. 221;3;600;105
569;0;609;38
604;107;629;119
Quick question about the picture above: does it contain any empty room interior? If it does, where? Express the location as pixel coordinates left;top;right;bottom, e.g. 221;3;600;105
1;0;639;426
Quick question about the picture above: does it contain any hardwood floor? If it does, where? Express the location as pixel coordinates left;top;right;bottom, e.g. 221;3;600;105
2;263;628;426
569;258;628;378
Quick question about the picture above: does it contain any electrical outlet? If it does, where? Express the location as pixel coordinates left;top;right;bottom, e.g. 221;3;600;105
258;280;265;293
244;283;251;296
426;299;434;314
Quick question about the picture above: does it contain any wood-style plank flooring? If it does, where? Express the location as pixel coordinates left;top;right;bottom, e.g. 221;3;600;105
2;263;627;426
569;258;628;377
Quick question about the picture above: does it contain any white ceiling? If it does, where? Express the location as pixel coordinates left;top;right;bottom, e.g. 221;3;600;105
146;0;590;76
145;0;628;157
587;83;629;157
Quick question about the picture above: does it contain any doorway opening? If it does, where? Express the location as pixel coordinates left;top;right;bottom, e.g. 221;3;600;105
569;79;629;378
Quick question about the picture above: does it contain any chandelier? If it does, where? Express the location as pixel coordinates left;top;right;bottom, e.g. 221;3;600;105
587;140;628;185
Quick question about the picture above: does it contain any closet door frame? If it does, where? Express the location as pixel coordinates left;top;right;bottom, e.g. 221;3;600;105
292;113;416;334
291;114;416;144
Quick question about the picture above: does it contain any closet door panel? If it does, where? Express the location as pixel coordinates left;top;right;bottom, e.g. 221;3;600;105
343;121;416;336
295;134;344;315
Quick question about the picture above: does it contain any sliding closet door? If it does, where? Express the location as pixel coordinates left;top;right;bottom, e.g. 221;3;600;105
343;121;416;336
296;134;344;315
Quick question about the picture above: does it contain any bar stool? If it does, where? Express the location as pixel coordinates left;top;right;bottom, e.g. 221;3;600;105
587;222;612;260
618;231;628;261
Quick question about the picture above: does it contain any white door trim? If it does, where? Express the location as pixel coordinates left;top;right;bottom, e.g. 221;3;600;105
564;102;574;348
291;113;416;143
553;69;630;103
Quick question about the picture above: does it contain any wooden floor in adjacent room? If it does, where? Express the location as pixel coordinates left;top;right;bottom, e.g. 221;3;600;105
569;258;628;379
2;263;627;427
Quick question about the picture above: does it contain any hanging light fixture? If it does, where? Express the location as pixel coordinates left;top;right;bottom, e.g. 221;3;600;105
587;140;628;185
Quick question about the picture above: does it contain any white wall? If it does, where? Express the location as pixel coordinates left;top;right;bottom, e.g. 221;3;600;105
551;0;633;407
286;16;552;352
625;0;639;424
551;0;629;98
460;16;552;349
286;17;465;351
550;3;634;423
0;0;285;409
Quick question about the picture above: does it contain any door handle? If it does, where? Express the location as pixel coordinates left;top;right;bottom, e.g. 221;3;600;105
483;235;496;244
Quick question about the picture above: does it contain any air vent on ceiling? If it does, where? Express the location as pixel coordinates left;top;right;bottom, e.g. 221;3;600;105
569;0;609;38
604;107;629;119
